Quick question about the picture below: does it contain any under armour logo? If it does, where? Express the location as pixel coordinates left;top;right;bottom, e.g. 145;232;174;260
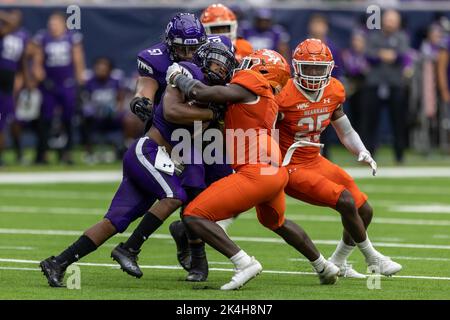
323;98;331;104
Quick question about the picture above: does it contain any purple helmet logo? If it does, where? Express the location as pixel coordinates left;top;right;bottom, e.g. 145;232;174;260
165;13;207;61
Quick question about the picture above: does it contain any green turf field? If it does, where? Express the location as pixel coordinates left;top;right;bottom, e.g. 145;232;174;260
0;174;449;300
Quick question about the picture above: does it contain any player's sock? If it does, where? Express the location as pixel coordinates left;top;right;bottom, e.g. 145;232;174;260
54;235;97;268
310;254;327;273
356;235;381;262
123;212;163;251
230;250;252;269
190;242;205;258
329;239;355;265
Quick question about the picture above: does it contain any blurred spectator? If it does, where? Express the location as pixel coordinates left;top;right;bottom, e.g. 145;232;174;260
80;57;126;164
412;24;443;151
341;30;370;135
437;25;450;152
0;9;29;166
363;9;410;164
29;11;85;165
307;13;343;78
240;8;290;60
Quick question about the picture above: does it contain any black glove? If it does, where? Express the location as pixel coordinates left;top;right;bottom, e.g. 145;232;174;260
130;96;153;122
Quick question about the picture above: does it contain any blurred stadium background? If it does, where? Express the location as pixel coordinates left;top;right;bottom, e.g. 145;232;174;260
0;0;450;168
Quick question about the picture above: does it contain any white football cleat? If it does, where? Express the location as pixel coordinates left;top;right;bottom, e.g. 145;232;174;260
220;257;262;290
335;262;366;279
367;255;402;276
317;261;340;285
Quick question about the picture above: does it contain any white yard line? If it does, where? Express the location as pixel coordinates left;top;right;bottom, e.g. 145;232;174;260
359;185;450;195
2;205;450;226
0;171;122;184
1;228;450;250
0;206;101;215
0;266;40;271
1;258;449;281
0;246;34;251
390;256;450;262
290;256;450;263
239;213;450;226
1;167;450;184
389;205;450;214
0;190;112;200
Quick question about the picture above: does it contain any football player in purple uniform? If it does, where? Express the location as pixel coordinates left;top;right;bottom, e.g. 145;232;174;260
80;57;126;162
240;8;290;60
0;9;29;166
130;13;207;132
29;11;86;164
39;42;237;287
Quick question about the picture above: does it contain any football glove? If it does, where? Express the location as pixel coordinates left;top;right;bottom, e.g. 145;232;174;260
166;62;183;87
130;96;153;123
358;150;377;176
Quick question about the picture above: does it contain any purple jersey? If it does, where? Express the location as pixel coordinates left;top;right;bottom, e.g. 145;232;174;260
83;74;123;118
441;36;450;89
0;28;29;72
136;42;173;106
341;48;369;77
241;24;289;51
152;62;206;148
33;30;82;84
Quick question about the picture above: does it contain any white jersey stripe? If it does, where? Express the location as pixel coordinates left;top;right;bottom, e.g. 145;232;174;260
135;137;174;198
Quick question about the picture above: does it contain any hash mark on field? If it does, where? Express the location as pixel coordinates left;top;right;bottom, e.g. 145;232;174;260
1;258;450;281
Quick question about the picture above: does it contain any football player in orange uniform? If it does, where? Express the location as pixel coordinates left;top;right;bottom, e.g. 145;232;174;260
166;49;339;290
276;39;402;277
200;3;253;62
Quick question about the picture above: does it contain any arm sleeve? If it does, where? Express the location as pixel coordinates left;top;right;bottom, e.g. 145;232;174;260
331;115;368;156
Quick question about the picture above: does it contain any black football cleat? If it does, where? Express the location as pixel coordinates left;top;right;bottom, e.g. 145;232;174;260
186;254;208;282
169;221;191;271
111;243;143;278
40;256;66;288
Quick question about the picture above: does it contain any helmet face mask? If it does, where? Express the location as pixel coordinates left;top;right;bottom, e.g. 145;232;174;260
171;43;204;61
293;59;334;91
193;42;237;85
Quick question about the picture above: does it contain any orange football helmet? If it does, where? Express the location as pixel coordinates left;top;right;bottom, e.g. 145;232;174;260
292;38;334;91
237;49;291;93
200;3;238;42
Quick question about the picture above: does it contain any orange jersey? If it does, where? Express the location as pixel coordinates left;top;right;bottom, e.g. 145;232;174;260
234;38;253;62
276;77;346;164
225;69;281;169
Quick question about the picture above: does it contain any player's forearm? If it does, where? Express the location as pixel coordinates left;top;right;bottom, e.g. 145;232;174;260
164;104;213;125
332;115;368;156
135;77;157;100
173;74;231;104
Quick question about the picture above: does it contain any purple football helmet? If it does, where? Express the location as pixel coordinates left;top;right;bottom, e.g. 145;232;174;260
165;13;207;62
192;41;237;85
